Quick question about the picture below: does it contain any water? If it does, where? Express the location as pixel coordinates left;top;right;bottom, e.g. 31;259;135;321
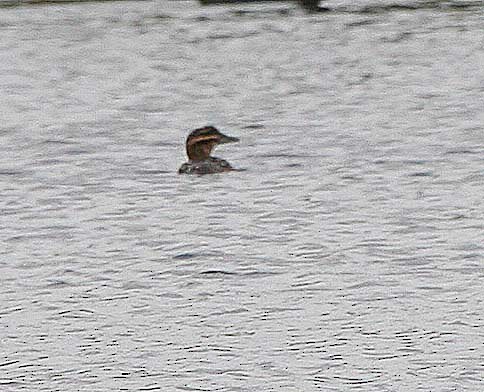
1;0;483;390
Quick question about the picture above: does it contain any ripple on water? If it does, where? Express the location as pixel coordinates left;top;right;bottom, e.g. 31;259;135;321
1;1;484;391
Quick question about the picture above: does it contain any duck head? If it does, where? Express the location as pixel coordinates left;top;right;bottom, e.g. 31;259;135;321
186;126;239;161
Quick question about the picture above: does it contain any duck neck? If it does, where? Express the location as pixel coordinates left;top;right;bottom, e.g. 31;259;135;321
187;142;215;162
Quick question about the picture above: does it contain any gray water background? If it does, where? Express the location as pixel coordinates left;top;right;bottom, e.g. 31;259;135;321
1;0;483;390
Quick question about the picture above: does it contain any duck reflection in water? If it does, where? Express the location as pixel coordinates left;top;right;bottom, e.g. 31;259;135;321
178;126;240;175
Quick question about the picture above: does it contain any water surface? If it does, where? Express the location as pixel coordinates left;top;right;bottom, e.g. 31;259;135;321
1;1;483;391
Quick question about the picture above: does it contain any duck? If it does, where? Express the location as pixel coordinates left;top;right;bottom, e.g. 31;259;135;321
178;126;240;174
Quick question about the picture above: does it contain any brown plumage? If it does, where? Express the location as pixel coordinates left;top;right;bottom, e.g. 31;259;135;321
179;126;239;174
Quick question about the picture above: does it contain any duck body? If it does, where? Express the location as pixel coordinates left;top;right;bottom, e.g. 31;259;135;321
178;126;239;175
178;157;233;174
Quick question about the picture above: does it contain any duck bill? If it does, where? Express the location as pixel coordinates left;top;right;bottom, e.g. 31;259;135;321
219;133;239;144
